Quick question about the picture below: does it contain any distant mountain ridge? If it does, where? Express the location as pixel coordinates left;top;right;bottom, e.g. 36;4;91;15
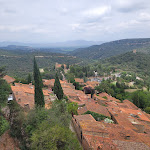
0;45;64;53
70;38;150;59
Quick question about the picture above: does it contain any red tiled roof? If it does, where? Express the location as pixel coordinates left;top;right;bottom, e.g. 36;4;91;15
123;100;139;110
73;114;150;149
55;63;67;69
75;78;84;83
99;92;120;102
3;75;15;84
78;100;111;118
120;108;150;122
86;81;99;87
11;83;52;109
43;79;55;87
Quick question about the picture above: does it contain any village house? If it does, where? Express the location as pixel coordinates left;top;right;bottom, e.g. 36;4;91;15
71;90;150;149
55;62;67;69
72;113;150;150
86;80;99;88
3;75;15;85
75;78;85;85
43;79;55;88
77;99;111;118
11;83;52;110
63;87;90;106
43;79;90;106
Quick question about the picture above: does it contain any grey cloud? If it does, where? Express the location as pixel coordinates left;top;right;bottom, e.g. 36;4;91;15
113;0;150;13
0;0;150;42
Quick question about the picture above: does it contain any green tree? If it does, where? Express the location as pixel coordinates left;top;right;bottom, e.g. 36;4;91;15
27;73;32;84
144;107;150;114
0;79;11;105
31;121;81;150
0;66;5;78
33;57;45;107
66;64;69;69
54;73;64;100
67;102;78;115
61;64;64;69
0;116;9;136
73;82;80;90
132;91;146;109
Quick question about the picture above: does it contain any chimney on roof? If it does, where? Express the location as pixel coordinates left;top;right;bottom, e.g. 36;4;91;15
114;114;118;116
125;135;130;140
97;145;103;150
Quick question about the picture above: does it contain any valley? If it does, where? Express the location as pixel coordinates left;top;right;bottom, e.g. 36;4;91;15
0;38;150;150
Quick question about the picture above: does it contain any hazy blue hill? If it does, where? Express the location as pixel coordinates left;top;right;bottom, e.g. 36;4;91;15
0;40;104;49
70;38;150;59
0;45;65;53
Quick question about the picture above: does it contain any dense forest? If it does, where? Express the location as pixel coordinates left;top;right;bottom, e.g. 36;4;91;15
0;49;86;78
105;52;150;75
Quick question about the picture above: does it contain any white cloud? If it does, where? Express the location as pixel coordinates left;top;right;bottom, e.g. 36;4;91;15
139;12;150;21
113;0;149;12
83;6;111;18
0;25;34;32
118;20;140;29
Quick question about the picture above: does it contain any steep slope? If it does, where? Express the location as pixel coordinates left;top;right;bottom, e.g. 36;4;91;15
70;38;150;59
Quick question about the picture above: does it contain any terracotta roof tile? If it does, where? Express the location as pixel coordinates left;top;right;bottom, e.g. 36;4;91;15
75;78;84;83
3;75;15;84
11;83;52;109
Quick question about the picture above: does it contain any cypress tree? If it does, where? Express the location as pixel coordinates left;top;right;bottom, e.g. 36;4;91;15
27;73;32;84
54;73;64;100
33;57;45;107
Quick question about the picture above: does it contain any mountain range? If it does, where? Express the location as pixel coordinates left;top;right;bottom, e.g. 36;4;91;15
70;38;150;59
0;40;104;49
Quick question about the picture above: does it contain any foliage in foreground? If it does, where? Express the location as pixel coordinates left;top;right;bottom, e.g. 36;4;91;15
0;116;9;136
131;91;150;110
67;102;78;115
0;78;11;105
31;121;80;150
144;107;150;114
9;100;81;150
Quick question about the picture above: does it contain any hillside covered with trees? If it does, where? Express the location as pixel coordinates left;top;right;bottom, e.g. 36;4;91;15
0;49;85;78
70;38;150;59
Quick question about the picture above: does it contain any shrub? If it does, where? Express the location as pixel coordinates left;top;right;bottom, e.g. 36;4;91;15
0;116;9;136
144;107;150;114
84;111;110;121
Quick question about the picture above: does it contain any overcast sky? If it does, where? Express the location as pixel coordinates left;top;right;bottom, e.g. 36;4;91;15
0;0;150;43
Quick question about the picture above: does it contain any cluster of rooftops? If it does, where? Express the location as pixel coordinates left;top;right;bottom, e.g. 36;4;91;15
3;75;150;150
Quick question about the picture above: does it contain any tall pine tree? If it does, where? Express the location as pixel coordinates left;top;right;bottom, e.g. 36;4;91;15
33;57;45;107
54;73;64;100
